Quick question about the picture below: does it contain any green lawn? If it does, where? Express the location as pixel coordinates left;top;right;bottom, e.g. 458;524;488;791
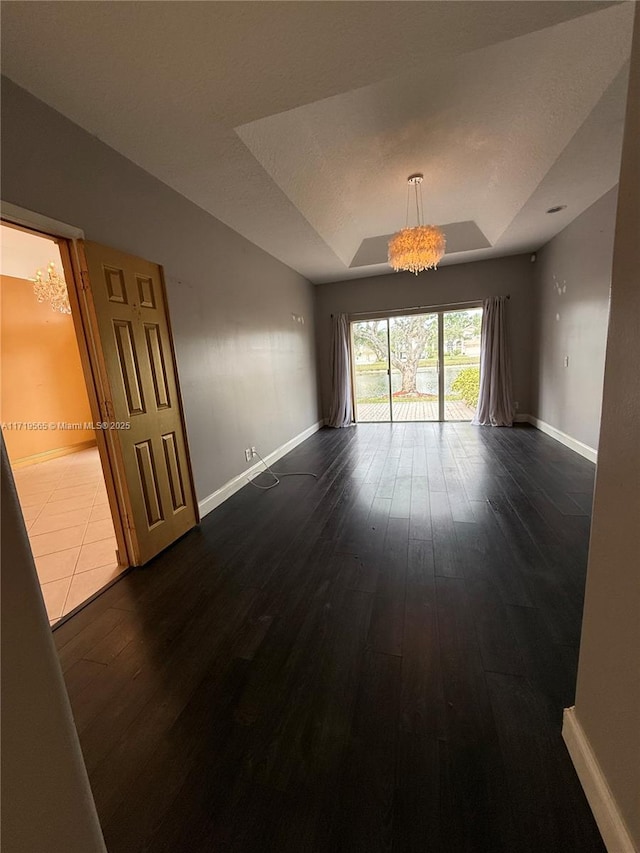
355;355;478;372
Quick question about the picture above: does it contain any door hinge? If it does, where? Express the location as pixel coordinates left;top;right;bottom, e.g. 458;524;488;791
100;399;115;420
80;269;91;291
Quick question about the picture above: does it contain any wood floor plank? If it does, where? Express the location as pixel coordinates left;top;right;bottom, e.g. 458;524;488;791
56;606;131;672
486;671;606;853
54;423;604;853
408;474;432;541
506;603;580;722
430;491;464;578
468;498;534;608
399;539;445;738
390;474;412;519
454;520;527;677
393;732;445;853
328;651;401;853
435;575;519;853
366;518;409;656
103;656;251;853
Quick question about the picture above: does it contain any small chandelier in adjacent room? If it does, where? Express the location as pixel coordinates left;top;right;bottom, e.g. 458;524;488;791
30;261;71;314
388;174;446;274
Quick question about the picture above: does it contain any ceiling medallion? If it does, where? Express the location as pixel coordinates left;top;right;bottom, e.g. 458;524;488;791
30;261;72;314
388;174;446;274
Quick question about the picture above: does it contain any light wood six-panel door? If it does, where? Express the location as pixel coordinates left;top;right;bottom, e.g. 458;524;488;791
79;241;197;565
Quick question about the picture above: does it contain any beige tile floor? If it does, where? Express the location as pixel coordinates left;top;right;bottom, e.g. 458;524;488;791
13;447;125;625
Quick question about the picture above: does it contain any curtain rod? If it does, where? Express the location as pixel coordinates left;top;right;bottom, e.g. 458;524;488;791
331;295;509;319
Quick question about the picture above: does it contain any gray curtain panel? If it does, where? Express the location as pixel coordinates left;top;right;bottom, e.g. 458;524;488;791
327;313;354;428
472;295;515;427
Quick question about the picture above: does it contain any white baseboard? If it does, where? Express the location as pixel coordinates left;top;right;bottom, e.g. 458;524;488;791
198;420;324;518
526;415;598;463
562;707;636;853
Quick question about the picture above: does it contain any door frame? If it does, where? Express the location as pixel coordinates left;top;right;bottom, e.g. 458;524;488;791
0;204;136;564
349;301;483;424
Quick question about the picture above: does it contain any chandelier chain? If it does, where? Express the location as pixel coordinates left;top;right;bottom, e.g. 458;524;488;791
388;173;446;274
405;183;410;229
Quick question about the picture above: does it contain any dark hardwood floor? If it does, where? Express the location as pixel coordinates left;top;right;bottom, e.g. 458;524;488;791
54;423;605;852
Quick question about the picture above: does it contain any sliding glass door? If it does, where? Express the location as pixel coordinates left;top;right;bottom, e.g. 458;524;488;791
351;319;391;422
352;306;482;423
389;313;439;422
442;307;483;421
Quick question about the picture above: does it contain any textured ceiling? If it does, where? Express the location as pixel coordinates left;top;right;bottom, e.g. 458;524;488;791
0;2;633;283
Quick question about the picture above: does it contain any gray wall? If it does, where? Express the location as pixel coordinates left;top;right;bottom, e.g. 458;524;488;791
0;77;320;503
314;254;534;419
530;187;618;451
573;6;640;846
0;74;320;852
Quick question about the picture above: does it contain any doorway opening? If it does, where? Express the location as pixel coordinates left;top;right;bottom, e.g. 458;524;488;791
351;306;482;422
1;222;127;625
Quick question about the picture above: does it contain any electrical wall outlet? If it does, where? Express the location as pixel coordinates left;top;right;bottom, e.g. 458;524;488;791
514;401;519;410
244;448;252;462
251;447;257;457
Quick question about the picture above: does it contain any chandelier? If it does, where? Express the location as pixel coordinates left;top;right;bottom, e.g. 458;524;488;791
30;262;71;314
388;174;446;274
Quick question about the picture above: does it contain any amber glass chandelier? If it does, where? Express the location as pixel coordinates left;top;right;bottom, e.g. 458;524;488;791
30;261;71;314
388;174;446;274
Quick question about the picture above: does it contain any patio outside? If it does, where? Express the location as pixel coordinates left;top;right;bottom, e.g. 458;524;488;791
356;398;476;422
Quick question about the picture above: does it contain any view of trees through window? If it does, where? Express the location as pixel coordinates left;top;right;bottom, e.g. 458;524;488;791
352;308;482;422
